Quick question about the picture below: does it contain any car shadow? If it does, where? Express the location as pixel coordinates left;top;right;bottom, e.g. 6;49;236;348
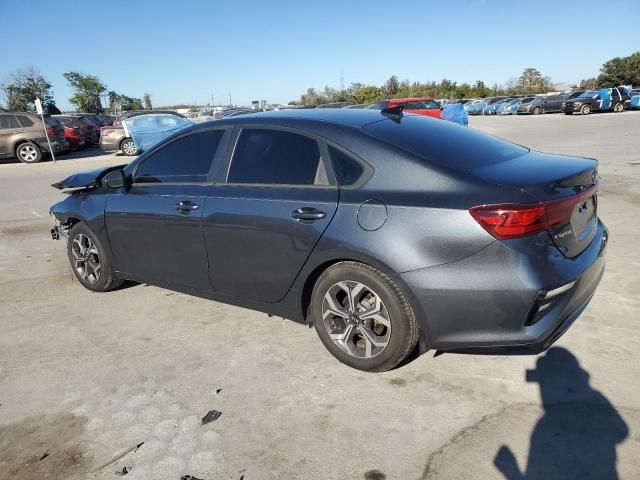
494;347;629;480
0;147;112;165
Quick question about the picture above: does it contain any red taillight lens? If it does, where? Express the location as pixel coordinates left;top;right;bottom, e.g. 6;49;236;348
470;204;547;239
469;185;598;240
101;128;114;136
46;126;55;136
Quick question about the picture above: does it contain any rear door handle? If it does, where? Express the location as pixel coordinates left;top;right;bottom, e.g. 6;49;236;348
175;200;199;212
291;207;326;221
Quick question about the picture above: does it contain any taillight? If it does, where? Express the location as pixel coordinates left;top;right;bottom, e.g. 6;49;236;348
470;204;547;239
101;128;114;136
470;185;597;240
46;126;55;136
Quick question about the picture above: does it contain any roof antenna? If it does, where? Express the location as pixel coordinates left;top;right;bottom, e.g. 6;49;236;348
381;104;404;117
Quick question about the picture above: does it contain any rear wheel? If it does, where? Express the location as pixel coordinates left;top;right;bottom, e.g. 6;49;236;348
613;102;624;113
16;141;42;163
311;262;418;372
580;104;591;115
120;138;138;156
532;106;542;115
67;223;122;292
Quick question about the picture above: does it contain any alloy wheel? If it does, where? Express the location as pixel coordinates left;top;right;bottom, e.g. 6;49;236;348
322;281;391;359
122;140;137;155
71;234;101;284
19;145;38;162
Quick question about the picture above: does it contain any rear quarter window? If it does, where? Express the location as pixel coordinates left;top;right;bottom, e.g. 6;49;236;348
363;115;528;169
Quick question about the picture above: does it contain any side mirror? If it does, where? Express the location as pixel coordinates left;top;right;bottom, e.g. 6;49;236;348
103;169;125;189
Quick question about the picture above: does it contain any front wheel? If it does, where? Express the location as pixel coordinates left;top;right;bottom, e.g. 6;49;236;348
532;106;542;115
580;104;591;115
67;223;122;292
311;262;419;372
16;141;42;163
120;138;138;156
613;102;624;113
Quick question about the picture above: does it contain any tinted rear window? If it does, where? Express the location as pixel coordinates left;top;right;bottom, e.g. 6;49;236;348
363;115;529;169
228;129;326;185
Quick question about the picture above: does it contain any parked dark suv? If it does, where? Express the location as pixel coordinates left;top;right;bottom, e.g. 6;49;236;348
50;109;607;371
562;88;630;115
0;112;67;163
516;93;582;115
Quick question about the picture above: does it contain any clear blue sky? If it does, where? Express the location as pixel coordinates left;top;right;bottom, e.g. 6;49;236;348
1;0;638;108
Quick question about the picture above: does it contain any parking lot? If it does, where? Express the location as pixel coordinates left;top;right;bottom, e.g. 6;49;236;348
1;112;639;479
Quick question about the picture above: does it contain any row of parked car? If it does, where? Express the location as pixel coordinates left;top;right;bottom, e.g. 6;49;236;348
0;111;115;163
462;87;639;116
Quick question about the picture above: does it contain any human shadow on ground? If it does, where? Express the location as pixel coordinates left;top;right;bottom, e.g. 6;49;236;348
494;347;628;480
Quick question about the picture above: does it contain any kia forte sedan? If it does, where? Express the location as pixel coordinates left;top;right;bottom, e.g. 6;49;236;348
50;109;607;372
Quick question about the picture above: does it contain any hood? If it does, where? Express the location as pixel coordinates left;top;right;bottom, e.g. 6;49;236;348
52;164;127;192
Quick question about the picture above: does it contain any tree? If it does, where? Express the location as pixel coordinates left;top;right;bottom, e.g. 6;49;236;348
384;75;399;96
597;51;640;86
143;92;152;110
517;68;552;93
63;71;107;113
1;67;57;112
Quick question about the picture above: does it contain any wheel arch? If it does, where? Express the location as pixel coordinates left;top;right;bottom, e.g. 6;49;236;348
13;139;38;156
298;254;430;354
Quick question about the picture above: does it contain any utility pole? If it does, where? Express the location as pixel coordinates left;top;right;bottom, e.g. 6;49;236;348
228;91;232;106
340;69;344;91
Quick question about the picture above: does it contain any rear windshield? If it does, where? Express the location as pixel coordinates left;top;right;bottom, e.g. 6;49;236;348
44;117;60;126
363;115;529;169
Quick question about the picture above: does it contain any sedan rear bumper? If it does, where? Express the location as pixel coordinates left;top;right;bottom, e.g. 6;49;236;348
401;221;608;352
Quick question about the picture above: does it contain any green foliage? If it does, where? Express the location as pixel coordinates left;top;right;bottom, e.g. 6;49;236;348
108;90;144;112
597;51;640;87
1;67;57;113
143;93;153;110
63;71;107;113
294;68;561;105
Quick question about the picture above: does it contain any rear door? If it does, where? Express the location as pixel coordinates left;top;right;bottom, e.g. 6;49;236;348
543;95;563;112
203;127;338;302
0;114;22;156
105;128;229;290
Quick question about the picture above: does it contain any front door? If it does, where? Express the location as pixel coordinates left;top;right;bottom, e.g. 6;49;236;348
203;128;338;302
105;128;227;291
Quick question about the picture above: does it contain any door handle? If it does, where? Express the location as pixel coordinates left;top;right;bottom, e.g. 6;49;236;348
175;200;199;212
291;207;326;221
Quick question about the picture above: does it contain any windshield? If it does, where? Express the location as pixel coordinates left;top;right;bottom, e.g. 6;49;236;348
579;90;598;98
520;97;535;104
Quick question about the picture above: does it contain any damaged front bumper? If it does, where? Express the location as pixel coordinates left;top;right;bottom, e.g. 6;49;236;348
50;222;70;241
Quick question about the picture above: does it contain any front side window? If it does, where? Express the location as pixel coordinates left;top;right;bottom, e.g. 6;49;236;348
228;129;327;186
134;129;224;183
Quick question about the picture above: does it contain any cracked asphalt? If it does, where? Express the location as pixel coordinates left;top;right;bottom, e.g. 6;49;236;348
1;113;639;479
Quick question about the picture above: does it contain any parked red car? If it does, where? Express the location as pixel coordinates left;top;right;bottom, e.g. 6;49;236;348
370;97;442;118
52;116;91;150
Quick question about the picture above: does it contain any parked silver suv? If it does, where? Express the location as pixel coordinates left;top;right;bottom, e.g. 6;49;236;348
0;112;68;163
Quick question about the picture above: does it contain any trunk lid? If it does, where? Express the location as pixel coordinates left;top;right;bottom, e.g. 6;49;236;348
469;151;599;258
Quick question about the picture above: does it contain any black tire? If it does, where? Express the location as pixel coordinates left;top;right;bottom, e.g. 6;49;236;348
564;111;573;115
311;261;419;372
613;102;624;113
580;104;591;115
120;138;138;156
67;223;122;292
532;106;542;115
15;141;42;163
